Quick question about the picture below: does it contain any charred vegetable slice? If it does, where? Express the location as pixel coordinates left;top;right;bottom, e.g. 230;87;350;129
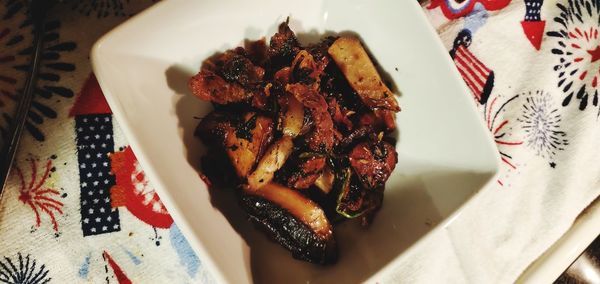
328;37;400;112
240;191;337;264
250;183;333;239
247;136;294;190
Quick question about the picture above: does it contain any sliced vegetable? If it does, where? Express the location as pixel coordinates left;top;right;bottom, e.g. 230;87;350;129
240;186;337;264
196;111;273;178
328;37;400;112
249;183;333;239
314;165;335;194
225;114;273;178
247;136;294;190
286;83;336;152
282;94;305;137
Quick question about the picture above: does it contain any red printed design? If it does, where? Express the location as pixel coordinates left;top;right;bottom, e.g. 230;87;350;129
451;30;495;105
485;95;523;186
547;0;600;112
110;147;174;228
103;251;132;284
428;0;511;19
71;73;120;237
15;158;64;231
521;0;545;50
69;73;112;117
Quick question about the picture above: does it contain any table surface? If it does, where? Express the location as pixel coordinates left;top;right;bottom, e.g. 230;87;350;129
1;1;600;283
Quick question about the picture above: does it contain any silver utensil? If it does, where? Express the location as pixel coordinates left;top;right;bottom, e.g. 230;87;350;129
0;0;52;199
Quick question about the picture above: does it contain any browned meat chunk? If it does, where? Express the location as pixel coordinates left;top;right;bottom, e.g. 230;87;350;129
327;97;353;131
336;168;384;224
290;50;327;86
286;83;335;152
216;50;265;89
244;38;269;67
349;140;397;189
358;110;396;132
269;20;301;68
189;70;251;104
287;154;326;189
189;50;265;105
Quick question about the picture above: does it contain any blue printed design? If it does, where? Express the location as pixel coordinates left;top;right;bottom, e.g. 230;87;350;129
76;114;121;236
169;224;200;277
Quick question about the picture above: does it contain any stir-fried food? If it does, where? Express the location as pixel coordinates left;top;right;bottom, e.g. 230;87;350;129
190;19;400;265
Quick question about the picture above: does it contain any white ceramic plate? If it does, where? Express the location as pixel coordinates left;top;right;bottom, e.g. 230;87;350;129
91;0;500;283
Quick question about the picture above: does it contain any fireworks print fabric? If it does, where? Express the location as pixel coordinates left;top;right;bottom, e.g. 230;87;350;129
0;0;31;142
1;0;600;283
15;157;64;232
0;253;51;284
547;0;600;113
0;0;77;142
518;90;569;168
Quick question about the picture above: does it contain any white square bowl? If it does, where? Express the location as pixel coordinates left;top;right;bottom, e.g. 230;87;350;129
91;0;500;283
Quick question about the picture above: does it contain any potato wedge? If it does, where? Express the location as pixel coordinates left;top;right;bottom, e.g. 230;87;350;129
247;136;294;190
328;37;400;111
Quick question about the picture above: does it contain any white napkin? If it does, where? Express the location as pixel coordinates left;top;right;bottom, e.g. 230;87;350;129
383;1;600;282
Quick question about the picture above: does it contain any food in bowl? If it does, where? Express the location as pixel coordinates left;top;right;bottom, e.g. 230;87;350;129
190;19;400;265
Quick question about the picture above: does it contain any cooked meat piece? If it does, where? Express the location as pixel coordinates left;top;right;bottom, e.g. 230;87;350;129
244;38;269;67
349;139;397;189
338;126;370;149
290;50;327;86
286;83;336;152
327;97;353;131
215;50;265;89
269;20;301;68
358;110;396;132
189;70;251;104
306;36;336;66
273;67;292;84
335;168;384;221
240;192;337;264
189;49;265;105
287;154;326;189
196;111;273;177
328;37;400;112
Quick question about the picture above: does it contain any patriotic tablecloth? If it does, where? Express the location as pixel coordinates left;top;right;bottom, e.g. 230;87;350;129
0;0;599;283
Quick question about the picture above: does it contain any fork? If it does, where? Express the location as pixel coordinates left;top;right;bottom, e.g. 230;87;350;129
0;0;54;200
